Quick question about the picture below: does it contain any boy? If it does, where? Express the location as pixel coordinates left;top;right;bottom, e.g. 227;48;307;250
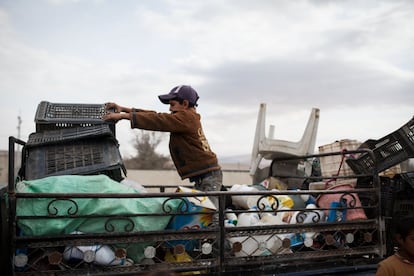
103;85;222;207
376;216;414;275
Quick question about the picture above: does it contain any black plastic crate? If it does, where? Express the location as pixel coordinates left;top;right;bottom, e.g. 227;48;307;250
380;178;393;218
393;200;414;217
26;124;114;147
401;171;414;189
24;137;126;181
346;117;414;174
35;101;115;135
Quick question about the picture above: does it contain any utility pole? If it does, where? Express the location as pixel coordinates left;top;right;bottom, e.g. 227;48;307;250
17;115;22;140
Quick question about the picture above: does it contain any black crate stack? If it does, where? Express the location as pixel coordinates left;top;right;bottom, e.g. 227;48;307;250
21;101;126;182
346;116;414;174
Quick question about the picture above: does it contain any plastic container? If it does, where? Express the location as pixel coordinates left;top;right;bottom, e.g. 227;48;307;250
318;139;361;177
275;206;295;224
24;136;126;181
230;184;270;209
14;253;28;269
225;209;238;226
346;116;414;174
26;125;114;147
260;213;284;225
141;246;156;265
201;242;213;255
35;101;116;135
237;211;260;227
327;201;347;222
224;219;237;227
225;209;238;221
144;246;156;259
268;192;294;209
301;194;316;205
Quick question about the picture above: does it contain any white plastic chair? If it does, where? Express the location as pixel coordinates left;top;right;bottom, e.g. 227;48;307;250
249;103;320;183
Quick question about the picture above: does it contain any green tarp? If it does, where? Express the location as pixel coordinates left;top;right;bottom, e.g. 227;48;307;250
16;174;180;262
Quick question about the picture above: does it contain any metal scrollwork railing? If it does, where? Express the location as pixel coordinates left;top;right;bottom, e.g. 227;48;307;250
47;198;79;216
295;210;323;224
339;192;357;208
105;217;135;232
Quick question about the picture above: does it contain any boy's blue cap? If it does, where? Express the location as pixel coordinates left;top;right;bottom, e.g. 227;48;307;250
158;85;199;106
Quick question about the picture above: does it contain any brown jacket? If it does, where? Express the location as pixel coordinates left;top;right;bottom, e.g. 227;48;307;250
130;108;220;179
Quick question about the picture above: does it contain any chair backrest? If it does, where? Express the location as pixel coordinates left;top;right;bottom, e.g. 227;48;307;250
249;103;320;183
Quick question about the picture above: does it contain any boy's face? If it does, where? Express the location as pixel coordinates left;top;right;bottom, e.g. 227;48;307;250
169;100;189;113
398;230;414;258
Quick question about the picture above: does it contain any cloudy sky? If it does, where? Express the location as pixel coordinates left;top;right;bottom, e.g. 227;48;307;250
0;0;413;163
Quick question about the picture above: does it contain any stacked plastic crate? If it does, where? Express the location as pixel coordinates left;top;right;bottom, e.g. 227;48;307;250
318;139;362;177
346;116;414;175
21;101;126;182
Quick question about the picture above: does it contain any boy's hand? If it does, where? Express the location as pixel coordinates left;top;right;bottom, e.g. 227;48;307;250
102;112;123;122
105;102;120;113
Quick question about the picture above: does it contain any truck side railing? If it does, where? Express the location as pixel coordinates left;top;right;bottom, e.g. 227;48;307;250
3;136;385;275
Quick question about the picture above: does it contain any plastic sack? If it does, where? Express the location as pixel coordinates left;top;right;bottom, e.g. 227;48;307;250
15;175;180;262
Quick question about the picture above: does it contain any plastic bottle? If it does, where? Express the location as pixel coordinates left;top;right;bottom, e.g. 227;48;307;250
224;219;237;227
144;246;156;259
201;242;213;255
269;190;294;209
300;194;316;205
225;209;238;225
237;211;260;227
225;209;238;220
327;199;347;222
141;246;156;265
345;233;355;244
260;212;284;225
300;204;325;247
230;184;260;209
304;236;314;248
14;253;28;270
276;206;294;224
96;245;125;266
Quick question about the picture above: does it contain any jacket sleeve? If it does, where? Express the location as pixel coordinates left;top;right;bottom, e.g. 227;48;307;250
130;109;195;133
